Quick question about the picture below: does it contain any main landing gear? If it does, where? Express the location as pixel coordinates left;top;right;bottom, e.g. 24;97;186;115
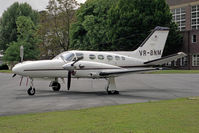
49;78;61;92
26;77;118;96
105;77;119;95
27;78;61;96
27;78;36;95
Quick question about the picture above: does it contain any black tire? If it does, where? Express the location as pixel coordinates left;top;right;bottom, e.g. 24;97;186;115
27;87;35;96
52;82;61;91
107;90;119;95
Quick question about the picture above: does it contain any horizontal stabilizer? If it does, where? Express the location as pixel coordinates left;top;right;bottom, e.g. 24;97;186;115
144;52;187;65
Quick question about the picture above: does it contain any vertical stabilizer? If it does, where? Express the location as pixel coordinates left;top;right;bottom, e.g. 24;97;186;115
131;26;169;61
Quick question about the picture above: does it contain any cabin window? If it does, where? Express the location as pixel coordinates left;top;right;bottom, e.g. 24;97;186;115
115;56;120;60
107;55;113;60
89;54;96;60
122;56;125;60
98;55;104;60
76;53;84;59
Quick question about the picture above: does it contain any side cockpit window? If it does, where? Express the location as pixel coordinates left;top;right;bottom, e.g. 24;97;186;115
62;53;75;61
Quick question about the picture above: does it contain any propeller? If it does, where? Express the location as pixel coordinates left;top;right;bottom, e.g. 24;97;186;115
67;71;71;90
12;74;16;78
62;56;83;90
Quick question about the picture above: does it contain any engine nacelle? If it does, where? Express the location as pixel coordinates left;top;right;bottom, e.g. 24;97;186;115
63;63;75;71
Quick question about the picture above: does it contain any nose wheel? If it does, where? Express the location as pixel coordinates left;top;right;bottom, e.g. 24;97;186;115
27;78;36;96
27;87;35;95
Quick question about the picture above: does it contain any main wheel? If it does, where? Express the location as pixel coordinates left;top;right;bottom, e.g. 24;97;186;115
27;87;35;96
52;82;61;91
107;90;119;95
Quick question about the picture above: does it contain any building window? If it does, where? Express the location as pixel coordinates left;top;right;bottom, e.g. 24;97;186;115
171;8;186;31
191;5;199;30
89;54;96;60
192;35;197;43
180;56;187;66
98;55;104;60
192;54;199;66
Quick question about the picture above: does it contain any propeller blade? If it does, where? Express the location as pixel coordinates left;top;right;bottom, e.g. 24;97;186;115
67;71;71;90
71;56;83;66
12;74;16;78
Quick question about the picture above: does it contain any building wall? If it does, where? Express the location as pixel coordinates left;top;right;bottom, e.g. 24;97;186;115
166;0;199;69
167;0;199;6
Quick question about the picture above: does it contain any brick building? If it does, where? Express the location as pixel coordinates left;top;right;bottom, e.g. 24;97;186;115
166;0;199;69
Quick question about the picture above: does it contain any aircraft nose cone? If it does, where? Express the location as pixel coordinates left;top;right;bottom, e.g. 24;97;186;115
12;63;22;74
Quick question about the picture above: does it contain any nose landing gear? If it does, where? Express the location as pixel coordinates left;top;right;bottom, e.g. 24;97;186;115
27;87;35;95
27;78;36;96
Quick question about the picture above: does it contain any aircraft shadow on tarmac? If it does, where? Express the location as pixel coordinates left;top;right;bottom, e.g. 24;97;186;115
15;88;184;100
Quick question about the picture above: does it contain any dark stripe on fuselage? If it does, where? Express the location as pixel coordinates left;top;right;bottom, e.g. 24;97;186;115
23;65;152;72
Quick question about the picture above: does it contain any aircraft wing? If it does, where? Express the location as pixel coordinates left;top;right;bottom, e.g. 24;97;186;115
144;52;187;65
99;67;160;77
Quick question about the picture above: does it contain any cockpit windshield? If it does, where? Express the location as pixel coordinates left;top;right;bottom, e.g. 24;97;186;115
53;52;75;61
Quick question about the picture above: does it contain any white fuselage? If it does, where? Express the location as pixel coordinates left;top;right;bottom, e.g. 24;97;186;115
12;50;145;78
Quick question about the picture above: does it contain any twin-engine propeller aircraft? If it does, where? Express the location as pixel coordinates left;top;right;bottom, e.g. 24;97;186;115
12;26;186;95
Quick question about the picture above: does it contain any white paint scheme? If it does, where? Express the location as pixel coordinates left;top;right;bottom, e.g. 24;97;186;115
12;26;186;95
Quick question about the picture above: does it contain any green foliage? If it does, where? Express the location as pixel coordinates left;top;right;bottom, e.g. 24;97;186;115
3;42;20;62
3;16;40;62
37;0;78;58
70;0;182;55
70;0;116;50
0;2;39;51
0;64;9;70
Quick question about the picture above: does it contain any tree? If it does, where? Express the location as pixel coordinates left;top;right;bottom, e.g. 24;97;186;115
0;2;39;51
3;16;40;62
37;0;78;58
70;0;116;50
70;0;182;56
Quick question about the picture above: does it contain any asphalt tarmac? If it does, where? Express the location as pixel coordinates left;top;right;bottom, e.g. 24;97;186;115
0;73;199;116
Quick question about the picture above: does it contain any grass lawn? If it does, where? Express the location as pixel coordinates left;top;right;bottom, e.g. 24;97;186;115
0;70;12;73
0;97;199;133
148;70;199;74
